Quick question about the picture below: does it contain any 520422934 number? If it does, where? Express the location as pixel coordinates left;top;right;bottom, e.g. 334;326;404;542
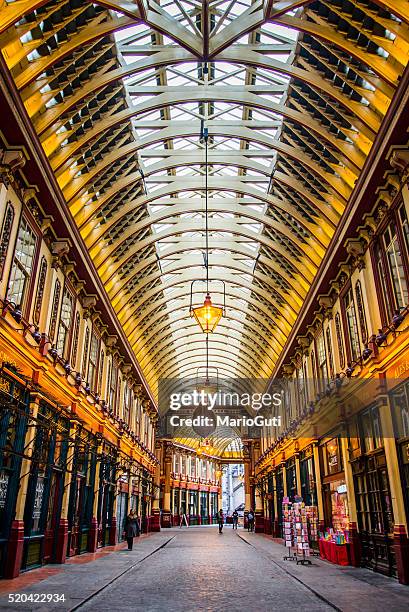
8;593;66;603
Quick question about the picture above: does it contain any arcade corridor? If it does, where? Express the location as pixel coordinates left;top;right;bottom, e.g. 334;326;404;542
1;0;409;608
0;527;408;612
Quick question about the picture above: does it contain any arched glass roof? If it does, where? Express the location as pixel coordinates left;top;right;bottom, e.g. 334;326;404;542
1;0;408;413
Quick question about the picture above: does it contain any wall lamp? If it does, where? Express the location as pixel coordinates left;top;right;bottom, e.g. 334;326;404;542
376;306;409;347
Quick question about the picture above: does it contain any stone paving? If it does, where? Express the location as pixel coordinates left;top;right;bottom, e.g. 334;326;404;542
0;527;408;612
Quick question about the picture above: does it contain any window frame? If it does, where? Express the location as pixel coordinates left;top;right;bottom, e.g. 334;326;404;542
87;330;100;392
342;285;361;363
6;214;40;315
56;284;75;361
372;203;409;325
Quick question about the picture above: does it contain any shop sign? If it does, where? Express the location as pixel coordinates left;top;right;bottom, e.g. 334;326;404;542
392;359;409;379
337;484;347;494
0;471;9;508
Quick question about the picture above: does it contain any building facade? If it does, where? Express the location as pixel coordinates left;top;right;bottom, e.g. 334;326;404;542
0;142;158;579
154;442;221;527
255;140;409;585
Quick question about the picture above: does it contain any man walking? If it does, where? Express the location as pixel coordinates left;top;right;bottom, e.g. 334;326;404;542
247;509;255;532
232;509;239;530
217;509;224;533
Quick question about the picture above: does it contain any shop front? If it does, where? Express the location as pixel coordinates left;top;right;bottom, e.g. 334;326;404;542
200;490;209;524
275;467;284;537
21;401;69;571
390;379;409;525
320;436;349;534
171;486;180;525
349;405;396;577
210;491;218;523
0;370;30;578
188;488;199;525
140;469;153;533
67;433;97;557
266;472;275;534
116;479;129;543
286;458;297;502
300;447;317;507
97;442;117;548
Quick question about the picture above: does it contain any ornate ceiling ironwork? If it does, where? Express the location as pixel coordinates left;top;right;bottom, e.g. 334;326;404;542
1;1;408;420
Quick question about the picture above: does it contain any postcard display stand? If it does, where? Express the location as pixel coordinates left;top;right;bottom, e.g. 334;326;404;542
282;501;318;565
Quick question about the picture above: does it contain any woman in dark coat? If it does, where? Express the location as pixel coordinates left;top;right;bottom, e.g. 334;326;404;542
125;510;137;550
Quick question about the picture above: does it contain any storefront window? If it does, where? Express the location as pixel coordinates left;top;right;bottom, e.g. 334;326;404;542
0;376;29;546
200;492;208;518
286;459;297;501
354;454;393;535
359;405;383;453
329;480;349;532
300;449;316;506
391;382;409;439
324;438;342;475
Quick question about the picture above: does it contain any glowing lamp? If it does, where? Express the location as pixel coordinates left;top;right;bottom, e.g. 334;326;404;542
191;293;223;333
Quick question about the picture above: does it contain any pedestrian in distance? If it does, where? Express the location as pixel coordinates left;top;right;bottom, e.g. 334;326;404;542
247;509;255;532
125;509;138;550
217;509;224;533
232;509;239;530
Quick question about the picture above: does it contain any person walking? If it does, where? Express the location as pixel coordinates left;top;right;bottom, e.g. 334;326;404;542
247;509;255;532
217;509;224;533
125;509;137;550
232;509;239;530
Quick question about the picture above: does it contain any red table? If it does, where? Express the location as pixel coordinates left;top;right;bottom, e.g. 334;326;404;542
319;539;350;566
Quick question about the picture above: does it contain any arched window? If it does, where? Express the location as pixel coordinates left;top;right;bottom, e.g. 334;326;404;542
33;256;47;326
81;326;90;378
335;313;345;370
326;327;335;379
0;202;15;280
48;279;61;343
355;280;368;344
71;312;81;367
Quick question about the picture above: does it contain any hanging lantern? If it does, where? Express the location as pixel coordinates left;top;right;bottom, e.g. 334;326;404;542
191;293;223;333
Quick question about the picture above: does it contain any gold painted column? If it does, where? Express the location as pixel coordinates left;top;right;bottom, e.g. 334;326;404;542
295;453;302;497
218;463;223;510
5;391;40;578
312;443;325;530
254;477;265;533
161;442;172;527
88;434;103;552
340;435;360;567
244;461;251;510
282;462;287;498
379;393;409;584
272;469;279;536
55;418;77;563
109;447;119;545
151;441;162;531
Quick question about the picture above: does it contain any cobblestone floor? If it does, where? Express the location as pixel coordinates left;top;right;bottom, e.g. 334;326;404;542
0;527;408;612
